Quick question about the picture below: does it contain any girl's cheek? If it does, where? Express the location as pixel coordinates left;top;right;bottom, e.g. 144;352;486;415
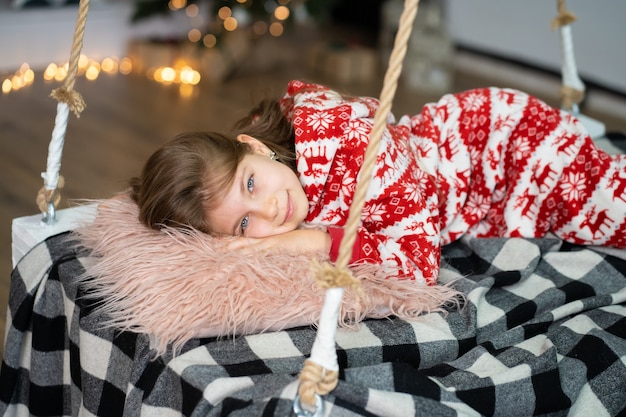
248;223;270;239
263;223;284;238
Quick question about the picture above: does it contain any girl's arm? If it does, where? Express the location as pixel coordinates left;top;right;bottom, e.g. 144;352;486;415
225;229;331;255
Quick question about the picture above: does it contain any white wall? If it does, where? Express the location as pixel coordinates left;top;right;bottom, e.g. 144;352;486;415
0;2;195;72
445;0;626;94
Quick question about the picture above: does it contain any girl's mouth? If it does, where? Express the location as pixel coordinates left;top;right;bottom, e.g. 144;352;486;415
284;192;293;224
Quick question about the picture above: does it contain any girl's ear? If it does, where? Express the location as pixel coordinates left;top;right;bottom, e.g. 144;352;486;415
237;134;270;156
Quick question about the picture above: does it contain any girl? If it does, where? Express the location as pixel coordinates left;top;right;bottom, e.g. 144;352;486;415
130;80;626;286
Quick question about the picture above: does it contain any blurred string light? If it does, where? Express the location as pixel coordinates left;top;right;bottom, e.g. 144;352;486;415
274;5;290;20
169;0;187;11
150;60;201;97
3;0;299;95
2;55;133;94
200;0;294;41
223;16;238;31
185;3;199;17
151;61;201;86
203;33;218;48
188;28;203;42
2;63;35;94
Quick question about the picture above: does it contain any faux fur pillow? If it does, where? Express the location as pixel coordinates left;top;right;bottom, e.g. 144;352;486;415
73;195;461;356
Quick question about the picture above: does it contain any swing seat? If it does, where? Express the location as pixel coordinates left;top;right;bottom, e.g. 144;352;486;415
11;204;97;268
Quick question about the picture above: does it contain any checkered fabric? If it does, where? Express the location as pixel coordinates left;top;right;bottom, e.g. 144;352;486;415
1;232;625;416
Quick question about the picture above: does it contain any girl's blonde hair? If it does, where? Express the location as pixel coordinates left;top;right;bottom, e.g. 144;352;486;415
130;98;295;234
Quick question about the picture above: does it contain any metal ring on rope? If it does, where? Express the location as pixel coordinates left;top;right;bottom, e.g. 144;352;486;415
292;393;324;417
294;0;421;410
42;202;56;225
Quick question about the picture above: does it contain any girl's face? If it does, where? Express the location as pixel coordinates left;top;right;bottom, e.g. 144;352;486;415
207;136;309;238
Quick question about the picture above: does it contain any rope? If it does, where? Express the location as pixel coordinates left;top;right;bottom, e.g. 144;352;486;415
551;0;584;112
38;0;90;221
295;0;420;410
334;0;419;272
50;0;89;117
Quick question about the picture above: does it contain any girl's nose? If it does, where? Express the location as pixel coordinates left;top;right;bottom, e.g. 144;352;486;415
253;196;278;220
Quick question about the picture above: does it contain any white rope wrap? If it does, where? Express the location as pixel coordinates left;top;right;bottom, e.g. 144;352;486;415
559;25;584;96
41;102;70;191
307;288;342;372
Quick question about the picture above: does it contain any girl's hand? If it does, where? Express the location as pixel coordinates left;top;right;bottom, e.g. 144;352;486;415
225;229;331;255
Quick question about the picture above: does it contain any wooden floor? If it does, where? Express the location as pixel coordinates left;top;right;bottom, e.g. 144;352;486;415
1;42;625;358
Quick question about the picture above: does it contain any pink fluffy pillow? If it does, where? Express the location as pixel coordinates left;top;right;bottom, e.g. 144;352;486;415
73;195;460;356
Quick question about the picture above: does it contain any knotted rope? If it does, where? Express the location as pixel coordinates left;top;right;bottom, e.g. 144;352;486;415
50;0;89;116
37;0;90;222
550;0;576;29
551;0;584;112
296;0;420;411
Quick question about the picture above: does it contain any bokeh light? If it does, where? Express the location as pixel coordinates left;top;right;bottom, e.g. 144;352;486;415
224;16;238;31
203;34;217;48
218;6;232;20
188;28;202;42
269;22;284;37
185;3;199;17
274;5;289;20
168;0;186;11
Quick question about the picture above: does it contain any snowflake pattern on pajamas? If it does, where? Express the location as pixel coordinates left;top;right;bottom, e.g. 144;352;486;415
280;81;626;285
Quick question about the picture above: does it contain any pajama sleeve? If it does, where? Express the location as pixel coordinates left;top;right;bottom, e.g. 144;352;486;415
283;80;441;285
326;226;363;264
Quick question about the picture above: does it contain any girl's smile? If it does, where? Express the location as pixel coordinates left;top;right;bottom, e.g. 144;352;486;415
284;192;294;225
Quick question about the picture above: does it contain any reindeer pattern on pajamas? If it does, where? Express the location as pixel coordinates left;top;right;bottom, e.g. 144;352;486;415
280;81;626;285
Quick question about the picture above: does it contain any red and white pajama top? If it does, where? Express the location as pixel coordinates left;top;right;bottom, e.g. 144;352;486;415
280;80;626;285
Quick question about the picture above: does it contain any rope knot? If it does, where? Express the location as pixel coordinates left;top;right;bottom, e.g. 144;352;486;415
36;175;65;214
550;11;576;30
310;260;361;293
551;0;576;30
560;85;585;112
51;87;86;117
297;359;339;408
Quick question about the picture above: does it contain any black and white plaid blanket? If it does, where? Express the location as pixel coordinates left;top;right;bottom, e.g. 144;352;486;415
1;232;625;416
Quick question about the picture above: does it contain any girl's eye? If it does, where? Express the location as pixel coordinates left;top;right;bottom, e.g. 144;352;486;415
240;215;249;233
239;176;254;235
